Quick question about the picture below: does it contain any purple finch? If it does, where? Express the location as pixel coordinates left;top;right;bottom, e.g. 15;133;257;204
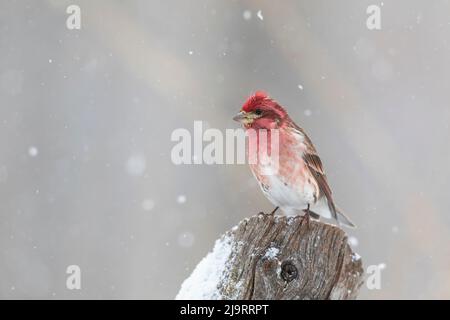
233;91;355;228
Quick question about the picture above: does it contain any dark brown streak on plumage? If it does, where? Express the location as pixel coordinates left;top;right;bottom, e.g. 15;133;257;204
289;122;338;221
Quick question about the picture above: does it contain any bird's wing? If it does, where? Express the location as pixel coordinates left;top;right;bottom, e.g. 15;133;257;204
293;125;338;220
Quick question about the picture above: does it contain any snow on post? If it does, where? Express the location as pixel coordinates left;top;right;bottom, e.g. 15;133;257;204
176;235;234;299
176;214;364;300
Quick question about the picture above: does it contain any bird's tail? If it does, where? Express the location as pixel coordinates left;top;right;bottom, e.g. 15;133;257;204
336;207;356;228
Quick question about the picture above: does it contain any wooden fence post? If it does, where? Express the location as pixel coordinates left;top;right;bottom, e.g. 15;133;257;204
176;214;364;300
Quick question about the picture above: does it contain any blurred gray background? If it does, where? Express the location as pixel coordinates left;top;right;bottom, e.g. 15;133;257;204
1;0;450;299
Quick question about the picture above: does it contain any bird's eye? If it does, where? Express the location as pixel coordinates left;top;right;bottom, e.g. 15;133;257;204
254;109;262;115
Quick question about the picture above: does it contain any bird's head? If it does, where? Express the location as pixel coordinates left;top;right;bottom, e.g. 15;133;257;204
233;91;288;129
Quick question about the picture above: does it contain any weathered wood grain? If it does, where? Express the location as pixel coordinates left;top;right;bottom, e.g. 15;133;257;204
219;214;363;300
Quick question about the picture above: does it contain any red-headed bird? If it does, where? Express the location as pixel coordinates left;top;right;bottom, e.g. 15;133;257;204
233;91;355;228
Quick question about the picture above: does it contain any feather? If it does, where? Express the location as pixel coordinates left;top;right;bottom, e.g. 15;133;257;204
239;91;355;228
292;123;338;221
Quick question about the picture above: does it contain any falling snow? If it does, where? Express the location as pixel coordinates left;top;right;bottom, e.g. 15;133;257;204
142;199;155;211
257;10;264;21
177;231;195;248
348;236;359;247
177;195;187;204
125;154;146;176
28;146;39;157
304;109;312;117
243;10;252;20
0;0;445;301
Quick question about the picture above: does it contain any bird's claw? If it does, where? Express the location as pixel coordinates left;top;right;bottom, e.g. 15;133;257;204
257;206;279;217
301;206;311;229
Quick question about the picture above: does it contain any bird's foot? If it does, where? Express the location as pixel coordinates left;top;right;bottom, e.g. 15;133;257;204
269;206;279;216
301;206;311;229
258;206;279;217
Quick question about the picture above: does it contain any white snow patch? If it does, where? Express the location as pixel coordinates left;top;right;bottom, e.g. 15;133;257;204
176;235;233;299
351;252;361;262
264;247;279;259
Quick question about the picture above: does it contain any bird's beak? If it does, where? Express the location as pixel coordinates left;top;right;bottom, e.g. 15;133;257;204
233;111;257;125
233;111;247;123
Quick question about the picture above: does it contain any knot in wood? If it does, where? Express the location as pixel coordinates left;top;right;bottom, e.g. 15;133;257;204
280;261;298;282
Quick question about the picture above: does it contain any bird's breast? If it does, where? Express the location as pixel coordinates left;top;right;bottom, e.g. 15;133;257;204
247;125;319;209
249;148;318;210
